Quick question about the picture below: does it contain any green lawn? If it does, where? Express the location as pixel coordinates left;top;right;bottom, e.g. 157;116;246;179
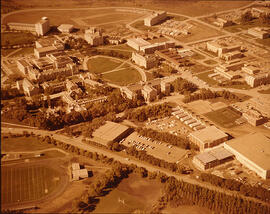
258;88;270;94
9;47;34;57
130;20;153;31
87;57;122;74
204;107;241;128
1;32;36;46
1;165;61;204
255;38;270;47
1;136;54;152
105;44;134;51
191;52;206;60
203;59;217;65
170;15;187;21
196;71;217;86
102;66;141;86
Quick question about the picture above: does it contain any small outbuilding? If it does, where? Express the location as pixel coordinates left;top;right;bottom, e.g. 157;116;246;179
58;24;74;33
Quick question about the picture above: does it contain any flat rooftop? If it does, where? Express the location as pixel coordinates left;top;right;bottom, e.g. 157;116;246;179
92;121;130;142
190;126;228;144
225;132;270;170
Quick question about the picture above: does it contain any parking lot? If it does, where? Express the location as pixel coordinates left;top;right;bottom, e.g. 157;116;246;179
121;132;187;163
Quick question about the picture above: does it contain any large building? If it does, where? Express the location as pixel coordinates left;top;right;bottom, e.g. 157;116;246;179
132;52;158;69
57;24;74;33
84;28;104;46
193;147;234;170
22;78;39;96
7;22;36;32
242;109;266;126
224;132;270;179
188;126;228;151
245;72;270;87
35;17;50;36
206;40;241;58
248;27;270;39
92;121;132;145
142;85;158;103
144;11;167;26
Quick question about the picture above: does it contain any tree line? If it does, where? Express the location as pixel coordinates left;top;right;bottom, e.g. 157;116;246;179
153;176;270;214
125;103;172;122
200;173;270;203
183;88;241;103
171;77;198;95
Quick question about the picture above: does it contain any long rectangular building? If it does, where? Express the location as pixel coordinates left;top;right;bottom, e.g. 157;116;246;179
224;132;270;179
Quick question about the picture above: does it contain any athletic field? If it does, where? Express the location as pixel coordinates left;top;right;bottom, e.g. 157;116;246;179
1;165;61;204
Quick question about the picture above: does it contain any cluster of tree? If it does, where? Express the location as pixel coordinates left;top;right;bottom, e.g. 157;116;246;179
96;49;129;59
171;77;198;95
259;13;270;25
125;103;172;122
125;146;184;173
64;36;90;50
241;10;254;23
183;88;241;103
200;173;270;203
1;88;24;100
218;81;247;87
154;176;270;214
2;90;143;131
72;164;133;213
136;127;198;150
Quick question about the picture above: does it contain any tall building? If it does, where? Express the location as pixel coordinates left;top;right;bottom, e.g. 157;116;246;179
144;11;167;26
35;17;50;36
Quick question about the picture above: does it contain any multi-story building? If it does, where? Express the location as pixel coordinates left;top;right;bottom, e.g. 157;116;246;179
242;65;260;75
214;17;234;28
245;72;270;87
248;27;270;39
7;23;36;32
35;17;50;36
142;85;157;103
132;52;158;69
17;59;33;75
206;41;241;57
242;109;266;126
84;31;104;46
144;11;167;26
188;126;228;151
22;78;39;96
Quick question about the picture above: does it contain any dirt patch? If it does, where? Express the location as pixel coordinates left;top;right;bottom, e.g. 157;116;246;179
163;205;212;214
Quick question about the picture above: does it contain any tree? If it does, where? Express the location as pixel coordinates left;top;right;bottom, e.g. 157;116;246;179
241;11;253;23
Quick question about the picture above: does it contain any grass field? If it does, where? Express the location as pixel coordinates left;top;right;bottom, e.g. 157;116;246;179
87;57;122;74
94;174;162;213
196;71;217;86
203;59;217;65
1;32;36;46
130;20;154;31
102;66;141;86
258;88;270;94
1;136;54;152
255;38;270;47
1;165;61;204
83;12;141;25
176;21;224;43
190;52;206;60
9;47;34;57
204;107;241;128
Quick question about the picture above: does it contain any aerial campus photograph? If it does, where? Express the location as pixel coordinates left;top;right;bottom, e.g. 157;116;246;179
1;0;270;213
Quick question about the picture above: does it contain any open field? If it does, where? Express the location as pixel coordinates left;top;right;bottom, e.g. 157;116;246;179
1;164;62;205
163;205;212;214
255;38;270;47
102;66;141;86
83;12;142;26
204;107;241;128
130;20;154;31
94;173;163;213
258;88;270;94
224;18;270;33
196;71;217;86
176;21;224;43
1;0;252;16
8;47;34;57
203;59;217;65
1;135;54;152
87;56;122;74
1;32;36;46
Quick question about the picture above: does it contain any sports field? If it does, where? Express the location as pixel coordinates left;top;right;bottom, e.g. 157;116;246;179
204;107;241;128
94;174;162;213
87;57;122;74
102;66;141;86
1;165;61;204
